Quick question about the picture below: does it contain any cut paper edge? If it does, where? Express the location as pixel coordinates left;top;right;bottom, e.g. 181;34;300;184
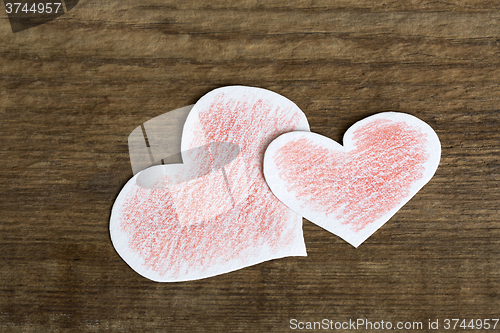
179;86;310;269
263;112;441;248
135;142;250;224
112;86;310;282
136;142;241;189
110;171;307;282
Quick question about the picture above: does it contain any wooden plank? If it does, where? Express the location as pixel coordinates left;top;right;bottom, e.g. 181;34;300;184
0;0;498;331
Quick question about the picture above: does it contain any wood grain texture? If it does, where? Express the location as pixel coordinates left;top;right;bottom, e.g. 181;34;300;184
0;0;498;331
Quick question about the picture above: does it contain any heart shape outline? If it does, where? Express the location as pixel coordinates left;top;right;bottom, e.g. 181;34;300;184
263;112;441;247
110;86;310;281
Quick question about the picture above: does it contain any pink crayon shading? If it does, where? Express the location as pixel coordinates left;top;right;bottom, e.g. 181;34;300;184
119;90;306;279
273;119;429;232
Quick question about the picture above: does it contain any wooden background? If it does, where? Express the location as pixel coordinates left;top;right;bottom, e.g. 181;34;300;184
1;0;499;331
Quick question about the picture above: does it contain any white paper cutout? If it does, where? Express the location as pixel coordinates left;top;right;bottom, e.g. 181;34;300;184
110;142;250;281
111;86;310;281
181;86;310;273
135;142;249;223
263;112;441;247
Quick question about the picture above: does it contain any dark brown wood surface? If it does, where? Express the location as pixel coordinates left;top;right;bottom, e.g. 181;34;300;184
1;0;499;331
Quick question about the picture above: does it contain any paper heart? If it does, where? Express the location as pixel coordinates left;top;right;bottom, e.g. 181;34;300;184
110;142;250;281
111;86;310;281
179;86;310;272
263;112;441;247
135;142;250;224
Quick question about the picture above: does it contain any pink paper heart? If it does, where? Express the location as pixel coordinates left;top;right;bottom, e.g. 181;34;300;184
110;142;250;281
110;86;310;281
264;112;441;247
134;142;249;225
